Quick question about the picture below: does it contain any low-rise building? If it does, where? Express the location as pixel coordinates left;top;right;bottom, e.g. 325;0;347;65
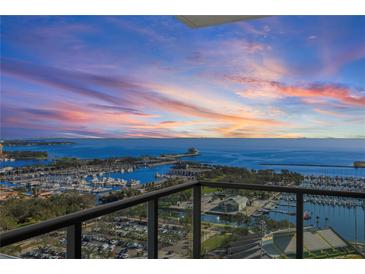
215;196;249;213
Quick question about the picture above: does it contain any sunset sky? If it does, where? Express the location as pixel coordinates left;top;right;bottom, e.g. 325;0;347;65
1;16;364;139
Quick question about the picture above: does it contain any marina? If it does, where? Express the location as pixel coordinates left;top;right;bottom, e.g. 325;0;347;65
1;139;364;247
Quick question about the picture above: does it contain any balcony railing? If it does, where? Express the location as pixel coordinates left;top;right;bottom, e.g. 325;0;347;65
0;180;364;259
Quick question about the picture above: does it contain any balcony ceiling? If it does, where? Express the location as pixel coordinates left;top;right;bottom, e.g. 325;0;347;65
176;15;267;28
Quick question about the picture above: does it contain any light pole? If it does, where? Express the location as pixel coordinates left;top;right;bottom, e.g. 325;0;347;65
260;219;266;258
354;206;358;246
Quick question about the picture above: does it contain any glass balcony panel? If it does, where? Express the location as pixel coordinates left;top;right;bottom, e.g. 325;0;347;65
201;187;297;259
82;204;147;259
0;229;67;259
158;188;192;258
302;194;365;259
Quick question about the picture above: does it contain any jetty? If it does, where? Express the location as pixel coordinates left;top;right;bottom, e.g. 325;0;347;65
260;163;359;169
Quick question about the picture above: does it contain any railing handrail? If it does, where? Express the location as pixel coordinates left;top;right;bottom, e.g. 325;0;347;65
0;181;197;247
1;180;364;258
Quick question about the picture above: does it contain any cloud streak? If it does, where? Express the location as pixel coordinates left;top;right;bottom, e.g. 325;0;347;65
228;76;365;107
2;59;284;132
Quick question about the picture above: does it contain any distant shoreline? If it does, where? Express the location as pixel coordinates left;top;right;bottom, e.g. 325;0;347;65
2;140;74;146
1;137;365;141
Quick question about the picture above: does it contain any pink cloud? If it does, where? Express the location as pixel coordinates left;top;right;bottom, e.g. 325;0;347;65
227;75;365;107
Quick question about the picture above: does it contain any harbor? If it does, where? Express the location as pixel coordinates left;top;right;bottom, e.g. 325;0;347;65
0;148;199;198
1;139;364;257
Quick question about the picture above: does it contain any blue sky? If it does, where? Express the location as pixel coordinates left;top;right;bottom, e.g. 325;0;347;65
1;16;365;138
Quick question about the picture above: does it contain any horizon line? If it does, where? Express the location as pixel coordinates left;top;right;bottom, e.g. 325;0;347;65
2;137;365;141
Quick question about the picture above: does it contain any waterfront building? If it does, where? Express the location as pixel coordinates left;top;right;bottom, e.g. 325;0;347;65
262;227;363;259
0;189;18;202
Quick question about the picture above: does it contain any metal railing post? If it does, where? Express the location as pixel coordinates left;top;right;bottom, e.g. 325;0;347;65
193;184;201;259
66;222;82;259
296;192;304;259
147;199;158;259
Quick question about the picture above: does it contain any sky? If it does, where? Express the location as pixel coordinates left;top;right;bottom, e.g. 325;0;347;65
1;16;364;139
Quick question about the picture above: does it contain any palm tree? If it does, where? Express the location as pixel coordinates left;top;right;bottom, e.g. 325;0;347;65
316;216;319;228
324;217;329;228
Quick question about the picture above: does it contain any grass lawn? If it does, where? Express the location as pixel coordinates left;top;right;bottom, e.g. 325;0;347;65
202;175;226;183
202;186;219;194
202;233;233;253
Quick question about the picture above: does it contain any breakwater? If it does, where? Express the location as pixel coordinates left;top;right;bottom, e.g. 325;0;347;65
260;163;356;168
